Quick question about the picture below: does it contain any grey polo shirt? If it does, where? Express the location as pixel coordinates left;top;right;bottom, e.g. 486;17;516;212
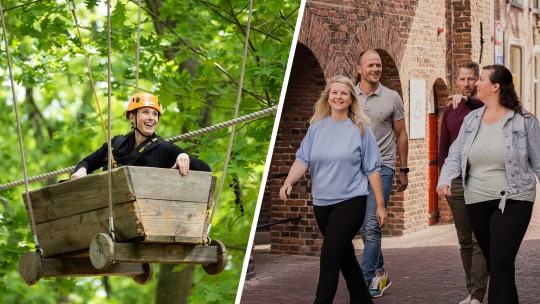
354;83;405;169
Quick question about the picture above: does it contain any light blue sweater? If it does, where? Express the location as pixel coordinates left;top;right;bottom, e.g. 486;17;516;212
296;117;382;206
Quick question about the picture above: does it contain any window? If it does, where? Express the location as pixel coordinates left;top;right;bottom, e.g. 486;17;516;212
531;0;540;13
508;0;527;9
510;46;522;99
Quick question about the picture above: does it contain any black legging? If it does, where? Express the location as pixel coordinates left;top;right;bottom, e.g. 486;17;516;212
466;199;533;304
313;196;373;304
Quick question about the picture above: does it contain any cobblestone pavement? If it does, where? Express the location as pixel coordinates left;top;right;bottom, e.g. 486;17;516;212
239;203;540;304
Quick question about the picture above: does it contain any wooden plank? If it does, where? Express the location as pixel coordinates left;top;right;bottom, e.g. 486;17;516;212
41;259;148;277
36;202;142;257
18;251;149;286
24;167;133;224
134;199;207;244
112;243;219;264
126;167;215;203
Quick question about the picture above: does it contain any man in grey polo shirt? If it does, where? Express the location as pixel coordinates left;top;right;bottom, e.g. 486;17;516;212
354;49;409;298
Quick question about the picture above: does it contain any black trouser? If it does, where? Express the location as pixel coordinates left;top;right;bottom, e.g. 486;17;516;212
447;179;488;301
313;196;373;304
466;199;533;304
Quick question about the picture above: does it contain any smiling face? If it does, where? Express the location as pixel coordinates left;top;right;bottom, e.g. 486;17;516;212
327;82;352;115
475;69;498;101
129;106;159;136
356;51;382;85
457;67;478;96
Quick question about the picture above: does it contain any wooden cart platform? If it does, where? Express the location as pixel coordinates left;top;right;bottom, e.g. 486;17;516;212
18;166;226;285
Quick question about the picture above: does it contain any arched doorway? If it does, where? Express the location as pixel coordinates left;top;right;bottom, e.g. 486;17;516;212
257;43;326;256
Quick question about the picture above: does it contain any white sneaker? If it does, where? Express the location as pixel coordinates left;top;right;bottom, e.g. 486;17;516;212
458;295;471;304
470;300;482;304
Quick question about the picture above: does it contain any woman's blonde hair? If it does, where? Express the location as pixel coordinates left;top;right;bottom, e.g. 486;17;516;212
310;75;370;134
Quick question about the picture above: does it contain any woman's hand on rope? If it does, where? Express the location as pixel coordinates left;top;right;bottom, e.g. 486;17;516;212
71;167;88;180
376;206;387;227
172;153;190;176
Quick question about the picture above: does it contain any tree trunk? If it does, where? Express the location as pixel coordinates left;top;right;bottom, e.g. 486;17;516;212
155;265;196;304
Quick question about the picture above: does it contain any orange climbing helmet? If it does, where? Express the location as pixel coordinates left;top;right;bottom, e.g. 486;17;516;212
126;92;162;119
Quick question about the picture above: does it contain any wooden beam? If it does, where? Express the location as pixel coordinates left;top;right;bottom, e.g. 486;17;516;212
114;243;219;264
18;251;152;286
89;235;219;269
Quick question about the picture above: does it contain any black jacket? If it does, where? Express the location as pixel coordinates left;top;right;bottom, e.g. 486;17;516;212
74;131;211;173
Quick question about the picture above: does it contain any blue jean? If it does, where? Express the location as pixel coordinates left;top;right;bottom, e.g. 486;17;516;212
360;165;394;283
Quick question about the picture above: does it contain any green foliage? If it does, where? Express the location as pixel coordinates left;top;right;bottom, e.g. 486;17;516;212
0;0;299;303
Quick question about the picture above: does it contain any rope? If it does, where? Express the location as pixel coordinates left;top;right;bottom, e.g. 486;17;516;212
106;0;115;240
135;0;142;93
1;0;43;12
66;0;109;145
0;106;277;191
0;0;42;254
207;0;253;234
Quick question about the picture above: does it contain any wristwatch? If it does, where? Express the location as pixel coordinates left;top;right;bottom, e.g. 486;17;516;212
399;167;409;174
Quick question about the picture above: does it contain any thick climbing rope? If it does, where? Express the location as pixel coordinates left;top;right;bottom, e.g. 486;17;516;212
207;0;254;234
66;0;108;144
0;0;42;254
0;105;277;191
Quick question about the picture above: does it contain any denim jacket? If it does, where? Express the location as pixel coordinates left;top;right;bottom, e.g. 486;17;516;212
438;106;540;211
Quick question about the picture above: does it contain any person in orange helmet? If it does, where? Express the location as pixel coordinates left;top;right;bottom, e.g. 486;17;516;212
71;92;211;179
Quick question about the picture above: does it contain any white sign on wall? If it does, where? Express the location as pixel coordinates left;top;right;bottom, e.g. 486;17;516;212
409;79;426;139
495;20;504;65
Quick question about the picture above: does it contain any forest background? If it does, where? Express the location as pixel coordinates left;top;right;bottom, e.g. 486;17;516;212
0;0;299;303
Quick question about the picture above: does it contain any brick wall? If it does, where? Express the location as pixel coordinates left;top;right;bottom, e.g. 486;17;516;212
265;44;325;255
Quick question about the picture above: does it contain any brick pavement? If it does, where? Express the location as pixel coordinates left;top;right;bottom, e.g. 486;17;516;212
239;203;540;304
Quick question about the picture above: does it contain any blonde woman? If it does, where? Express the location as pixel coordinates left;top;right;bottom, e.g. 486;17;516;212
280;75;387;303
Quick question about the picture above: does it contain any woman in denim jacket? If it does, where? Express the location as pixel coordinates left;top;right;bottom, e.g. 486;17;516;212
437;65;540;304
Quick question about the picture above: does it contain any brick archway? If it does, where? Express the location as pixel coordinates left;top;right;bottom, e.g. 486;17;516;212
261;43;326;256
431;78;453;224
297;9;334;78
354;17;406;79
